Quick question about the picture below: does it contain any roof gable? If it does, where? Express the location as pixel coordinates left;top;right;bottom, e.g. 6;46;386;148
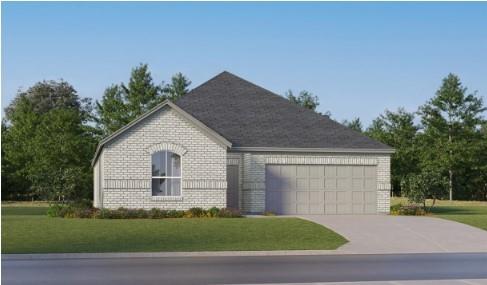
92;100;232;165
175;71;393;151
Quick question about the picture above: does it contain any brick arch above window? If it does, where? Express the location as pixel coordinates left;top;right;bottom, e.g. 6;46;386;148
146;142;188;156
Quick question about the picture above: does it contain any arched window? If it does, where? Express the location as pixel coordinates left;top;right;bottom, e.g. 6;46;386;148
151;151;181;196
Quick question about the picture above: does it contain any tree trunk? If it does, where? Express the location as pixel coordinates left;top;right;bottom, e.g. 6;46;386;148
449;169;453;201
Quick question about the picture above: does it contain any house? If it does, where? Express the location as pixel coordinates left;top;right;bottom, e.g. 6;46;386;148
92;71;393;215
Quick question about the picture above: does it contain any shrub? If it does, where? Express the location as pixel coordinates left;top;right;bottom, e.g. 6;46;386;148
47;204;66;217
390;204;426;216
207;207;220;218
217;208;242;218
167;210;184;218
184;207;206;218
47;204;242;219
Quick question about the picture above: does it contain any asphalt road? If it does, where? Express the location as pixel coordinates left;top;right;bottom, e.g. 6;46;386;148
2;253;487;285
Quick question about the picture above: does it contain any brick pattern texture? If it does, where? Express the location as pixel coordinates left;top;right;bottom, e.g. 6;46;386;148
98;106;227;210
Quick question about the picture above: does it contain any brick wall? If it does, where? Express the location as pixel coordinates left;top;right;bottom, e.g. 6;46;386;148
236;152;391;214
99;106;227;210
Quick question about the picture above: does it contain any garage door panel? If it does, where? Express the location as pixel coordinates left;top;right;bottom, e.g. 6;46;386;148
353;204;365;214
266;164;377;215
296;191;309;202
364;191;376;203
337;166;351;177
364;178;376;190
337;178;351;190
325;166;337;177
296;178;309;190
309;166;324;178
337;204;352;214
364;166;376;177
309;178;324;190
352;191;364;202
310;203;325;214
281;165;296;177
352;178;364;190
365;203;377;214
325;191;337;202
296;166;308;177
325;178;337;189
337;191;352;203
325;205;337;214
352;166;364;177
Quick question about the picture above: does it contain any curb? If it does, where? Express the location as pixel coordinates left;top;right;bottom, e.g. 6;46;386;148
2;250;346;260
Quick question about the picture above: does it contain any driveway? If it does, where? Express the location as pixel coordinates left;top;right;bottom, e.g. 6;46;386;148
301;215;487;254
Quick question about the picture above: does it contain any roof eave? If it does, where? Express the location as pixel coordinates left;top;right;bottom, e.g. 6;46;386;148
230;146;395;154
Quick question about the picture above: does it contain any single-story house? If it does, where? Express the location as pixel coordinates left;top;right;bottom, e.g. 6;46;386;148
92;71;393;215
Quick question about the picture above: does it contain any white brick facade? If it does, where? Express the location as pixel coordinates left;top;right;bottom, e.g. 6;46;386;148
94;106;391;214
226;152;391;214
95;106;227;210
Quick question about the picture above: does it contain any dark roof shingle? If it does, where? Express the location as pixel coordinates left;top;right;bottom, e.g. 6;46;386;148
175;71;392;150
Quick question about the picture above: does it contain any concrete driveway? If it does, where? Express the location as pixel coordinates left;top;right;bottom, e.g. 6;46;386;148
301;215;487;254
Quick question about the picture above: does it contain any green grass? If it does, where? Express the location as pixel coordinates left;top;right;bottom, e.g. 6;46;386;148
391;197;487;230
2;206;347;254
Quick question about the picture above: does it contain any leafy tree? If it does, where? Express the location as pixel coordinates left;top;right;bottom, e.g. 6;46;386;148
3;81;96;201
95;85;128;135
418;74;486;200
366;108;420;196
285;90;320;111
164;72;192;101
342;117;363;132
95;64;191;136
401;169;449;211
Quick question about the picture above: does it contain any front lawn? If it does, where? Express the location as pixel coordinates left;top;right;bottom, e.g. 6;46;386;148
2;205;347;254
391;197;487;230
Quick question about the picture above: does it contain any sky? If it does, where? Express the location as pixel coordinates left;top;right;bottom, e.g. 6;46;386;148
2;2;487;125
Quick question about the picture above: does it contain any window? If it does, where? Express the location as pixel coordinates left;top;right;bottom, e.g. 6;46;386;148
152;151;181;196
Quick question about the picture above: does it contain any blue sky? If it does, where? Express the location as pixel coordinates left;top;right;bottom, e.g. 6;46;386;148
2;2;486;125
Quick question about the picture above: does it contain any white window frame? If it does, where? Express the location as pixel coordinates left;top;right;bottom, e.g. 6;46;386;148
151;150;182;197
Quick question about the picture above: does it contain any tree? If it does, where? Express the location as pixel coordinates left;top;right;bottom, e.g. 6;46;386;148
285;90;320;111
95;64;191;136
342;117;363;132
3;81;96;201
164;72;191;101
401;169;448;211
418;74;486;200
95;85;128;135
366;108;420;196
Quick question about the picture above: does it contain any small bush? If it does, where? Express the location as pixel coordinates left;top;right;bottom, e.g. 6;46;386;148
263;211;276;216
46;204;66;217
390;204;426;216
184;207;206;218
47;204;242;219
217;208;242;218
207;207;220;218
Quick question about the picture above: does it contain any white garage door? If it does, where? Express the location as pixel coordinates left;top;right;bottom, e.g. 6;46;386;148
265;165;377;215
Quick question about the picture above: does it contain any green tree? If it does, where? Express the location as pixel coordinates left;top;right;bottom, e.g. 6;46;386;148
342;117;363;132
164;72;192;101
401;169;449;211
3;81;96;201
96;65;191;136
285;90;320;111
418;74;486;200
366;108;420;196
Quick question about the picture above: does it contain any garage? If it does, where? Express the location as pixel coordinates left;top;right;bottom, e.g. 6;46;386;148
265;165;377;215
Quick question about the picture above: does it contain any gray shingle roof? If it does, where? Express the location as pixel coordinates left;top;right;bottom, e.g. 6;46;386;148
175;71;392;151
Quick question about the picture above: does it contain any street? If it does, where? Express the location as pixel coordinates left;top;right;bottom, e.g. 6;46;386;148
2;253;487;285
